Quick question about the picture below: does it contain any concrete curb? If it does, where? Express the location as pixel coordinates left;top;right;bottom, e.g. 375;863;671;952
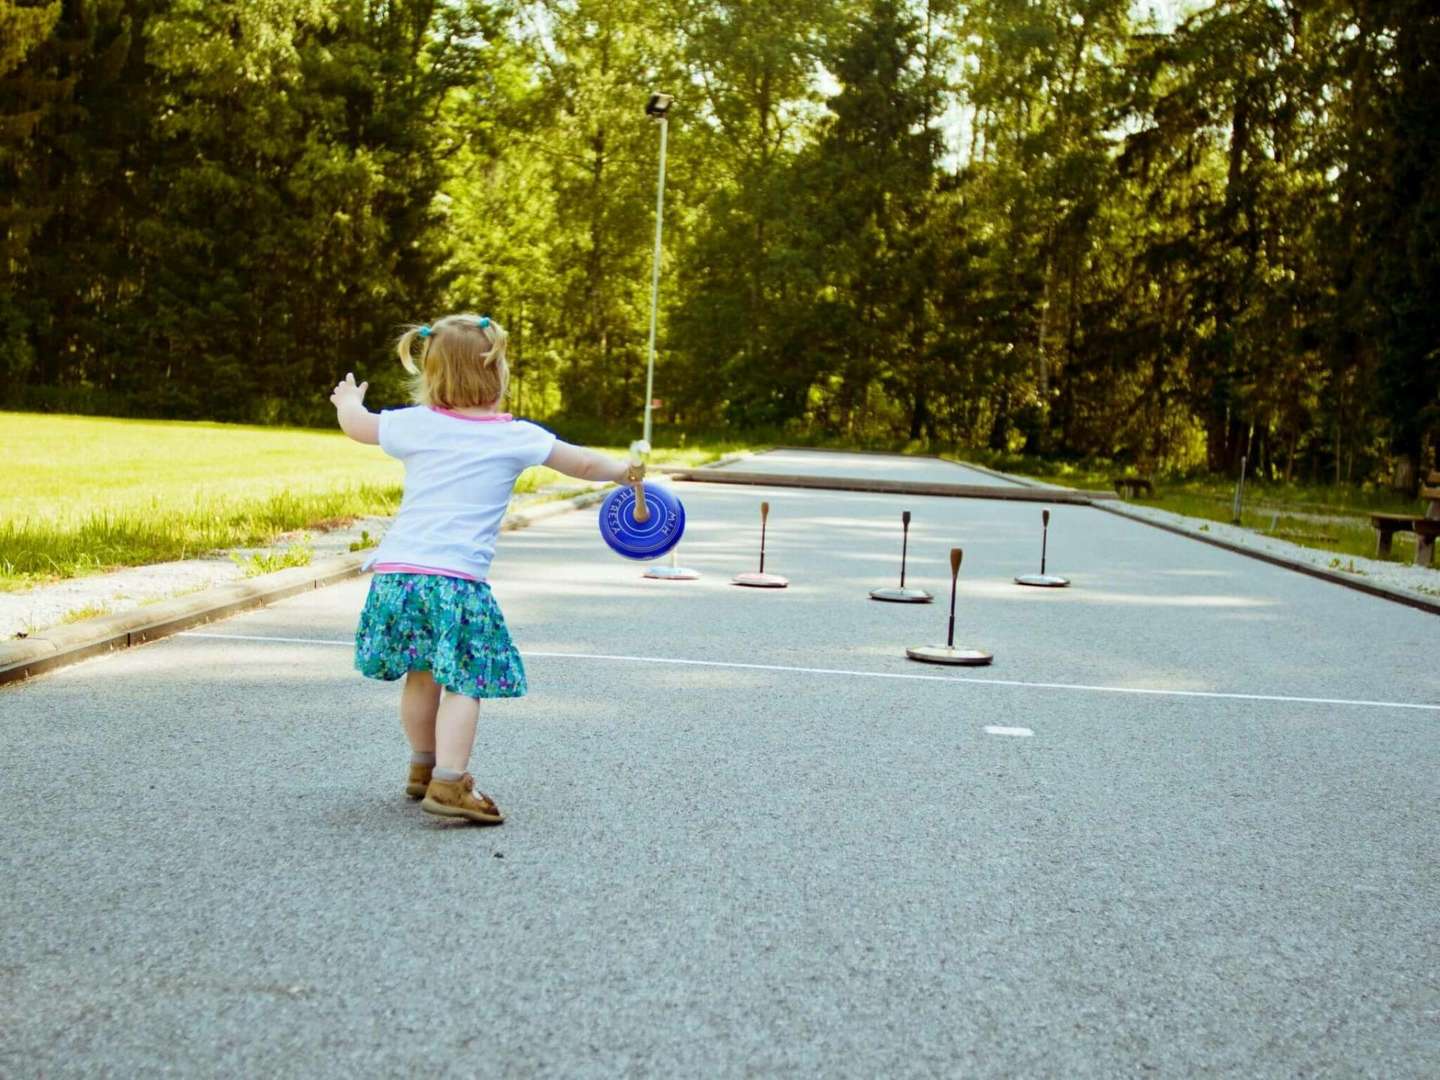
668;468;1111;505
654;449;756;474
1094;501;1440;617
0;488;610;688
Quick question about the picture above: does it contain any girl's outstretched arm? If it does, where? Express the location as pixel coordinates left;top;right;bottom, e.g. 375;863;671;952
330;372;379;445
543;441;634;484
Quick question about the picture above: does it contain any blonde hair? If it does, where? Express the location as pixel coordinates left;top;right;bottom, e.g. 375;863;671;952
396;313;510;409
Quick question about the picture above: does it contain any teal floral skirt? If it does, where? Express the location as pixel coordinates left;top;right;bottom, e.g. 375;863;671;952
355;573;527;699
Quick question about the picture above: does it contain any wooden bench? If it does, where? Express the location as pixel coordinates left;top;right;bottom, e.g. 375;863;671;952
1414;518;1440;567
1369;471;1440;565
1371;513;1418;558
1112;476;1153;499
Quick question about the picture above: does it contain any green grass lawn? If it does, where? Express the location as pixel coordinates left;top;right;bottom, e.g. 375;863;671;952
1;412;743;590
1145;487;1427;566
949;449;1431;567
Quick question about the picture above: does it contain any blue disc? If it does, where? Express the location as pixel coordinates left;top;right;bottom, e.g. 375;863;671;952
599;485;686;560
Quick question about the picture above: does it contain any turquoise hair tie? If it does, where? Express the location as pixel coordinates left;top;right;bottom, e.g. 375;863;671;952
478;316;490;329
417;325;433;339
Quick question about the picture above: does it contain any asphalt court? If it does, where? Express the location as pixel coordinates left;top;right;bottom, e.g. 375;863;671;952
3;463;1438;1077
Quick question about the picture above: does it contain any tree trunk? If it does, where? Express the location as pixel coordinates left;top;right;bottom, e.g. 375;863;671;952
1393;453;1416;493
909;385;930;442
989;389;1010;450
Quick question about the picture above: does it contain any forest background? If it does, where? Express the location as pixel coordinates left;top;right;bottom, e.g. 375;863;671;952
2;0;1437;490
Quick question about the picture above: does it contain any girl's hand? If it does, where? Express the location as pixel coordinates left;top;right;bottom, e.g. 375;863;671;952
331;372;380;445
330;372;369;409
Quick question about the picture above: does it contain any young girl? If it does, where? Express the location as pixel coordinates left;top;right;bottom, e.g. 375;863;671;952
329;312;638;825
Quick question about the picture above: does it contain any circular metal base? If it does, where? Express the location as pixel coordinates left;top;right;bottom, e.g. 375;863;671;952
1015;573;1070;588
870;586;934;603
732;572;789;588
905;645;994;666
644;565;700;580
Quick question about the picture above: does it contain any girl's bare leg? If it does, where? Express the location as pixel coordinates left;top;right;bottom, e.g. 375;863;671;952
400;670;441;753
435;691;480;773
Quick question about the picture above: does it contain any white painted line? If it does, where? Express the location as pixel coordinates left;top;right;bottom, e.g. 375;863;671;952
182;632;349;646
985;726;1034;737
175;631;1440;713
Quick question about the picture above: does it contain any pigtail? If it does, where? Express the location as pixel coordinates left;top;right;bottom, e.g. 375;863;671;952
396;326;427;375
480;323;510;369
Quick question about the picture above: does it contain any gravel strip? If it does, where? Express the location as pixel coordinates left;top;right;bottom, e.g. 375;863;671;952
1105;499;1439;606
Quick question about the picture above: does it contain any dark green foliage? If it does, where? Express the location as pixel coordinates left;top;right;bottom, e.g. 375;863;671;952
2;0;1437;489
0;0;66;390
3;0;503;423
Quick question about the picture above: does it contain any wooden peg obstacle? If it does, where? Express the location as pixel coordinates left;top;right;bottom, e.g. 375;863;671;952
906;547;992;665
733;500;788;588
871;510;933;603
1015;508;1070;588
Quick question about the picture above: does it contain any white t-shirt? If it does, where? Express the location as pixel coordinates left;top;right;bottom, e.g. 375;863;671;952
364;406;557;581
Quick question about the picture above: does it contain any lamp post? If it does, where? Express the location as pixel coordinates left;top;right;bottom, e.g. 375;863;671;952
642;92;672;448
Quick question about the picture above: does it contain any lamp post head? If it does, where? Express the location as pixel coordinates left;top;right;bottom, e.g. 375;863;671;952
646;92;673;119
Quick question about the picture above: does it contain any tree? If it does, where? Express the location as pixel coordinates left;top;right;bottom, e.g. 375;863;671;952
1333;0;1440;488
0;0;66;393
797;0;945;439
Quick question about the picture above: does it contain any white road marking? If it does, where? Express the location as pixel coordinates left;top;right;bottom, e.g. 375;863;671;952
175;631;1440;714
985;726;1034;737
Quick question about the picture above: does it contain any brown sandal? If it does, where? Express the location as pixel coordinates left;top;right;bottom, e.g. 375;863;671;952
421;772;504;825
405;762;433;799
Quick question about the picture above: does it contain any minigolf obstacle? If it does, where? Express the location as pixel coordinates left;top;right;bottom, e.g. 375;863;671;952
1014;508;1070;588
870;509;933;603
732;500;788;588
599;442;686;561
906;547;993;666
644;547;700;580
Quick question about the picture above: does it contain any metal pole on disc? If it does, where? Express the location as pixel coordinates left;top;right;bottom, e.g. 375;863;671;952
642;113;668;448
637;94;697;582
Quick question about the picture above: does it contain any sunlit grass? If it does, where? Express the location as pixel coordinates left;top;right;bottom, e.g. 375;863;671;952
1151;490;1422;563
59;602;112;624
230;539;316;577
948;446;1429;566
1;412;744;590
2;411;405;589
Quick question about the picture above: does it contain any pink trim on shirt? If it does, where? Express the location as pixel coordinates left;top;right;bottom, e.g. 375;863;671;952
373;562;484;583
428;407;514;423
